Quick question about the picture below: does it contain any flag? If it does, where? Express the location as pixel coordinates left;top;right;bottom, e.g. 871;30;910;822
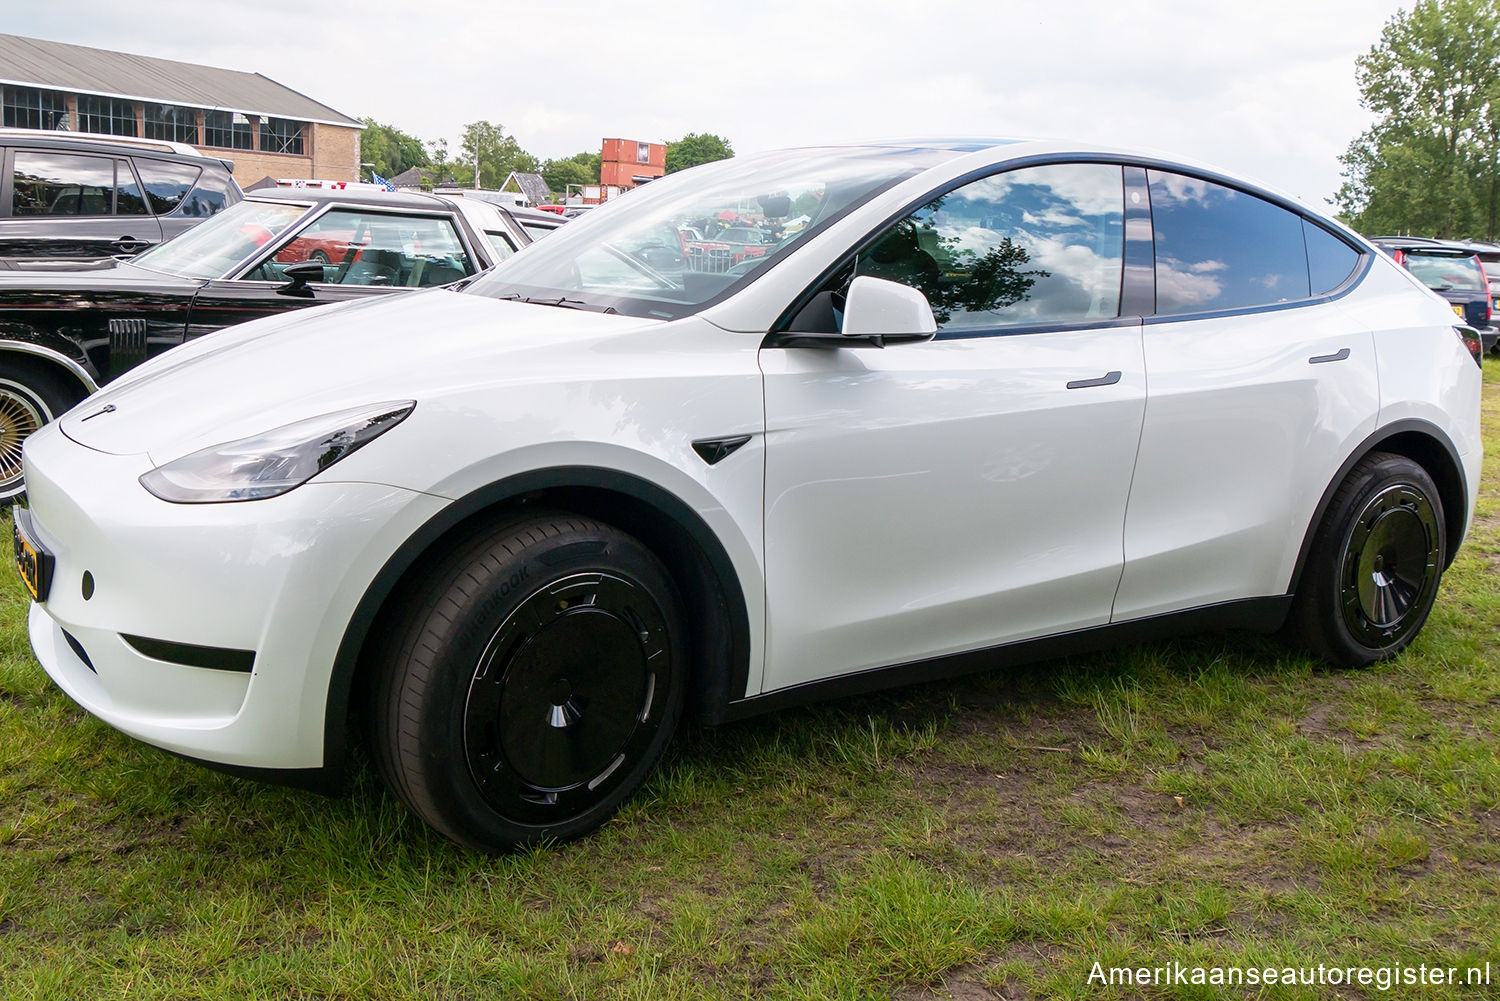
371;172;397;192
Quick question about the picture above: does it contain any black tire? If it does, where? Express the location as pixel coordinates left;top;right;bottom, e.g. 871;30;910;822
370;512;686;851
309;250;331;265
1;362;84;500
1290;452;1445;667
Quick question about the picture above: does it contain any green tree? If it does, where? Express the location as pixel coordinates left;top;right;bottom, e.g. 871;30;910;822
357;117;429;180
458;121;540;190
1335;0;1500;239
541;151;600;195
665;133;734;174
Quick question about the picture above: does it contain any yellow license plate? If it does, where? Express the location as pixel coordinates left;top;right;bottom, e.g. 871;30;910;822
1452;303;1465;318
11;509;52;603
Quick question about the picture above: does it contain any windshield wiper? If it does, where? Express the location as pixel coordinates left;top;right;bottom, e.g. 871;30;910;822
497;292;615;313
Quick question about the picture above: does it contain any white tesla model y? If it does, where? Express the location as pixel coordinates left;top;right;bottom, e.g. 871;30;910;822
14;140;1482;851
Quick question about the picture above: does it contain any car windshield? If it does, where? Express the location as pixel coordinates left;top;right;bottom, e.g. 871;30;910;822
1404;252;1486;292
132;199;309;279
464;147;951;319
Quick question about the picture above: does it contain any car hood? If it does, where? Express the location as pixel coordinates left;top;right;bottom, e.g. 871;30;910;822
59;289;661;460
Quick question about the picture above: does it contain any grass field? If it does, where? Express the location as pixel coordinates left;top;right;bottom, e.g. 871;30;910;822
2;360;1498;1000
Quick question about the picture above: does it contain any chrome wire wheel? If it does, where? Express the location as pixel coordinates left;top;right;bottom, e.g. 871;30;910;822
0;378;52;498
1337;482;1441;649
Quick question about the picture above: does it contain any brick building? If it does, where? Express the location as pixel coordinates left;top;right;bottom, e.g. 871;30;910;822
0;33;363;182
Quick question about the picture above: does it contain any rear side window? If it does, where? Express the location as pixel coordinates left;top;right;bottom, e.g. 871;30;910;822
1148;171;1310;314
134;159;203;215
12;151;116;216
115;159;149;215
1303;221;1360;295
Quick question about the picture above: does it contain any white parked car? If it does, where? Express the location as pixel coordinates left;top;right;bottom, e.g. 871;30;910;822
13;140;1483;851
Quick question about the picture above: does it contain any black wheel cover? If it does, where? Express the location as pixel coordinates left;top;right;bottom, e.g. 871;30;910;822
462;571;672;826
1338;482;1441;649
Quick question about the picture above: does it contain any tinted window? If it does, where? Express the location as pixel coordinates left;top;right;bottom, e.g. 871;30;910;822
1148;171;1309;314
115;159;149;215
173;167;234;218
1303;221;1360;295
856;163;1124;330
12;152;116;216
256;210;474;287
135;159;203;215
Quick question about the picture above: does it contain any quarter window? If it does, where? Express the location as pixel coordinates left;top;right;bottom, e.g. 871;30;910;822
1303;221;1360;295
854;163;1125;330
134;159;204;215
1148;171;1310;314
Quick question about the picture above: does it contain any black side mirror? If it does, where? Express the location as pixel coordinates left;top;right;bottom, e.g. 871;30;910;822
276;261;326;297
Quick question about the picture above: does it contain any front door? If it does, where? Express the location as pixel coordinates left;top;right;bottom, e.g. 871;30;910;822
759;162;1148;692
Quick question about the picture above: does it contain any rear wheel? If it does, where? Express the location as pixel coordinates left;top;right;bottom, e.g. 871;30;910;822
370;512;685;851
2;365;83;500
1291;452;1445;666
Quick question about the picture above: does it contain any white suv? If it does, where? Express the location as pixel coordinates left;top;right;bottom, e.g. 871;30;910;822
14;140;1482;851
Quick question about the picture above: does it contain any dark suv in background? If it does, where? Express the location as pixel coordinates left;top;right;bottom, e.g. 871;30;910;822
1371;236;1496;352
0;129;241;268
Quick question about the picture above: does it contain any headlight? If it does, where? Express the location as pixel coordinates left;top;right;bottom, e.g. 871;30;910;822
139;402;415;503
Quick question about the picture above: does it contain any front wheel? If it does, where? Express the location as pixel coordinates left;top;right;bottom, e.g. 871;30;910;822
1290;452;1445;667
370;513;686;851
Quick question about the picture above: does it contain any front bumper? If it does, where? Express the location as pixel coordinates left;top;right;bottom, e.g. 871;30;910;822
21;422;445;771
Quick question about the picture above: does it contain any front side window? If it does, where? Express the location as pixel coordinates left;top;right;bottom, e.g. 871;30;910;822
853;163;1125;330
257;210;474;287
77;95;138;137
1149;171;1310;314
12;152;117;216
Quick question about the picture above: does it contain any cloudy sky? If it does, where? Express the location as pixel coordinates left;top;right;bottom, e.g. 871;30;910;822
8;0;1410;210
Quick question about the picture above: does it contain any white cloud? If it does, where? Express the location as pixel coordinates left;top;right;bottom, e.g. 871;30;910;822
5;0;1410;206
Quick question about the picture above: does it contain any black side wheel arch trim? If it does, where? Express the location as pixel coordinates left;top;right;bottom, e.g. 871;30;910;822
1288;419;1469;595
320;466;753;789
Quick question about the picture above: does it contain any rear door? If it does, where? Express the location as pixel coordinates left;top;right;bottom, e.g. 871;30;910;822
1113;170;1374;620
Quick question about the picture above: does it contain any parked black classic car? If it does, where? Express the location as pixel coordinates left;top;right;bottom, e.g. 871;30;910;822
0;187;562;497
0;128;242;268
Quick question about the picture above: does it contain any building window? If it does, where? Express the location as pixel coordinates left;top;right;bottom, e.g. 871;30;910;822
77;95;138;136
204;111;253;150
2;86;69;130
259;117;304;155
145;103;199;144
